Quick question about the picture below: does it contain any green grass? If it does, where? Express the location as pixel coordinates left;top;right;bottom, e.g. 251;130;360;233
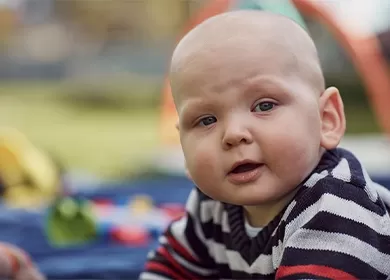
0;82;380;179
345;105;380;134
0;83;160;178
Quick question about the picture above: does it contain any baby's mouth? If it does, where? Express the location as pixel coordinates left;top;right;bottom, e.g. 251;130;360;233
227;161;264;184
229;162;263;174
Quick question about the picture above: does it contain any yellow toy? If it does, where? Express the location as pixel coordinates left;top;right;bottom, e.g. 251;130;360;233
128;195;154;215
0;128;61;209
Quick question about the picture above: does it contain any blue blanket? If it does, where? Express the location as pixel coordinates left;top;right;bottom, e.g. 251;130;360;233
0;176;193;279
0;175;389;279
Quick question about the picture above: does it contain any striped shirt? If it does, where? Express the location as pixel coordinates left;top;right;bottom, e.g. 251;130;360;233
140;148;390;279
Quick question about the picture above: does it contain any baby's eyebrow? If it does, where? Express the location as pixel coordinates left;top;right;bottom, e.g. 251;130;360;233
179;99;211;116
242;76;290;97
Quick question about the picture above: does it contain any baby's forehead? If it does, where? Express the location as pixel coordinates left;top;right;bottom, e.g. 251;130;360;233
171;11;324;105
175;69;315;113
172;27;297;75
172;43;306;100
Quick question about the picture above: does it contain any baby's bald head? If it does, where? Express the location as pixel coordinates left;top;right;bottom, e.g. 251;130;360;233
170;10;325;108
170;11;346;208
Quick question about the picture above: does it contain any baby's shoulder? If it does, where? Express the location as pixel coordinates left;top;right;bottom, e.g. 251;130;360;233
282;174;390;234
293;148;389;216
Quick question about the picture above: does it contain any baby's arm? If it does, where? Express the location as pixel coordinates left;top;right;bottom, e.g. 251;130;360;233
276;182;390;279
139;188;218;279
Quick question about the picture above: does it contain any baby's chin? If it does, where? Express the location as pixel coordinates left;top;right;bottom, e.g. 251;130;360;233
207;182;295;207
207;189;281;206
221;196;277;206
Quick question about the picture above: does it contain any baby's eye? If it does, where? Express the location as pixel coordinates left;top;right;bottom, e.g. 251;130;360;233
198;116;217;126
253;101;276;112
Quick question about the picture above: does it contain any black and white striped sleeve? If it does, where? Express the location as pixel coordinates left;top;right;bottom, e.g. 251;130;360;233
276;181;390;280
139;188;218;280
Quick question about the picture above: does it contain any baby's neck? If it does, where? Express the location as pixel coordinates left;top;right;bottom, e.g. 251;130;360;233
244;188;299;227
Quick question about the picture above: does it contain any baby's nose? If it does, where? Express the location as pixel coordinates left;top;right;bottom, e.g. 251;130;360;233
222;123;253;149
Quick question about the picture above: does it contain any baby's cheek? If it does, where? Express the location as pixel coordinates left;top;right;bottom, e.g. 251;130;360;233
189;143;215;177
185;141;218;189
269;129;317;181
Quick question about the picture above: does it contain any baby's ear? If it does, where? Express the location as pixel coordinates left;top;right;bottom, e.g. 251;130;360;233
319;87;346;150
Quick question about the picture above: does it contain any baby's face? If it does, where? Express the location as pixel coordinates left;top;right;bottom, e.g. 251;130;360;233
174;43;325;206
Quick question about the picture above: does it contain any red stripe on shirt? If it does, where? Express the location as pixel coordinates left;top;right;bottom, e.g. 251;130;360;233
276;265;359;280
166;233;199;263
145;261;185;280
158;247;199;279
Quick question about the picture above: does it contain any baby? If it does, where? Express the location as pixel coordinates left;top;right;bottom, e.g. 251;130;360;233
140;10;390;279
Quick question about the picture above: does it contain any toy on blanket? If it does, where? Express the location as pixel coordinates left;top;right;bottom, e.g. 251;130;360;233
0;242;45;280
46;197;97;246
46;195;185;247
0;128;62;209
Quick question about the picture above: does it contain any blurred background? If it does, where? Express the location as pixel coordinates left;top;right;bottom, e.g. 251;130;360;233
0;0;389;278
0;0;388;181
